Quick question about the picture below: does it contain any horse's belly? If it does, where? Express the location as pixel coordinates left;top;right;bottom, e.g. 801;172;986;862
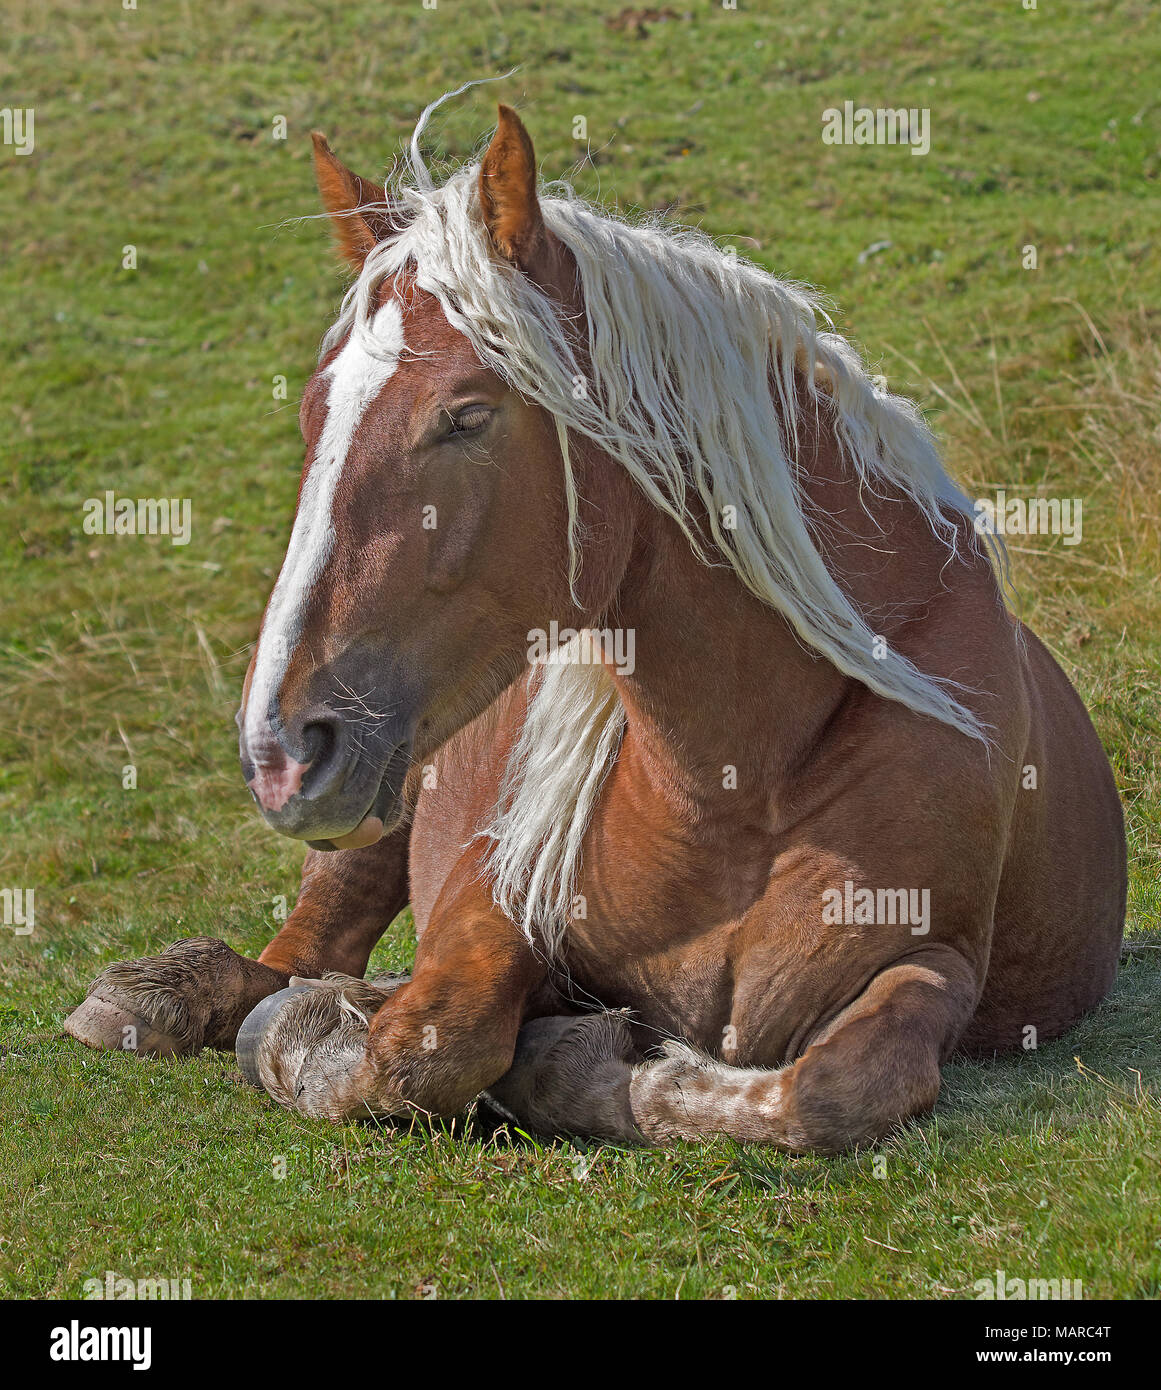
409;630;1127;1059
553;916;740;1050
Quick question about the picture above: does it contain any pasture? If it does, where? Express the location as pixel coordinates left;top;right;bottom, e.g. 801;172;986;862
1;0;1159;1299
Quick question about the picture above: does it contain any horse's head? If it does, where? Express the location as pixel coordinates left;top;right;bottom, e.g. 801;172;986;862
238;107;635;850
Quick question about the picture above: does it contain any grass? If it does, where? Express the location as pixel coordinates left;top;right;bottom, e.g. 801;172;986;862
1;0;1159;1299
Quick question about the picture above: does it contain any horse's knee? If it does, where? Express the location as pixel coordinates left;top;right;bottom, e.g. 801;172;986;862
384;1019;519;1119
245;971;523;1123
626;1042;936;1154
779;1039;943;1151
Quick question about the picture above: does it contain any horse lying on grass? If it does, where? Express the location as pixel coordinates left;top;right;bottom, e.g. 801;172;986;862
66;98;1126;1152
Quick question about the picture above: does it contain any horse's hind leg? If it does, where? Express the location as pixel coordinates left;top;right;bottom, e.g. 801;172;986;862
63;825;410;1057
490;947;978;1153
485;1012;648;1141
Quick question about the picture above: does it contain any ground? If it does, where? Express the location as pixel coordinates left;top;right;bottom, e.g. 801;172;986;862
1;0;1159;1299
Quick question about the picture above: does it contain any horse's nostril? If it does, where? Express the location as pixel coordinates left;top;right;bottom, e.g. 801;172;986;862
302;719;337;769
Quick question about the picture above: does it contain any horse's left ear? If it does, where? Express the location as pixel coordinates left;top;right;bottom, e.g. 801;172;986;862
479;104;545;267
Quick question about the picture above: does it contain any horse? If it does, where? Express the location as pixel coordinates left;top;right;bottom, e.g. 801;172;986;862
65;97;1126;1152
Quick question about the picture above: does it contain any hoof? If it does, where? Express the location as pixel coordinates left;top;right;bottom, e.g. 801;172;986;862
239;973;405;1119
235;984;317;1086
63;995;187;1058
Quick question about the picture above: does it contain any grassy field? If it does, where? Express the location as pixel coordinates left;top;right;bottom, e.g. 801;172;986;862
1;0;1159;1299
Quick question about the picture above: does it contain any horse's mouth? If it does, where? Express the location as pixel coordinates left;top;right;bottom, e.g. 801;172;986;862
318;814;387;852
248;738;411;851
305;769;409;851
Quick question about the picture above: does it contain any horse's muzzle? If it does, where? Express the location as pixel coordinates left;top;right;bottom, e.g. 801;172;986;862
239;706;410;849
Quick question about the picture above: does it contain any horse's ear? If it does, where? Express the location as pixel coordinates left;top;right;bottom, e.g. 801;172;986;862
311;131;393;270
479;104;545;267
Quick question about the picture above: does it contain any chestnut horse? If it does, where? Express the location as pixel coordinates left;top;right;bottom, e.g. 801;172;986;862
66;100;1126;1151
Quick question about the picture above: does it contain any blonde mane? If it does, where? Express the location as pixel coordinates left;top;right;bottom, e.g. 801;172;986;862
321;94;998;953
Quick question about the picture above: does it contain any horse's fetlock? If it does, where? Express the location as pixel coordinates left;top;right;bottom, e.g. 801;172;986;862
486;1011;643;1141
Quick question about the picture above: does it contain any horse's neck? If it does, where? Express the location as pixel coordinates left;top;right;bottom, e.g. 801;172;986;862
605;416;957;825
609;498;848;825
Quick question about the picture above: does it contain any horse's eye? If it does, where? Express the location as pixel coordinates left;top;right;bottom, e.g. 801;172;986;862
448;406;492;437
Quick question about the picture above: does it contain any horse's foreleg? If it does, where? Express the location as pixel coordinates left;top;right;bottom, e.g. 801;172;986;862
257;827;410;981
489;946;979;1152
63;826;410;1057
249;887;545;1122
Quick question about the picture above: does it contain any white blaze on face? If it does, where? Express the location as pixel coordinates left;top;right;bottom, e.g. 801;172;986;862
244;299;405;756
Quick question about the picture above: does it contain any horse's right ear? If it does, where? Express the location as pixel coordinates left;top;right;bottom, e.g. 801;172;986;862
311;132;394;270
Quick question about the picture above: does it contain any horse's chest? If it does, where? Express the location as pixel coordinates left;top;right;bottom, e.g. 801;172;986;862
553;907;739;1049
540;816;770;1044
409;694;777;1044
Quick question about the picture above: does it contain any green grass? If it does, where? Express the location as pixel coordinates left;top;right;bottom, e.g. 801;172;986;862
1;0;1159;1299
